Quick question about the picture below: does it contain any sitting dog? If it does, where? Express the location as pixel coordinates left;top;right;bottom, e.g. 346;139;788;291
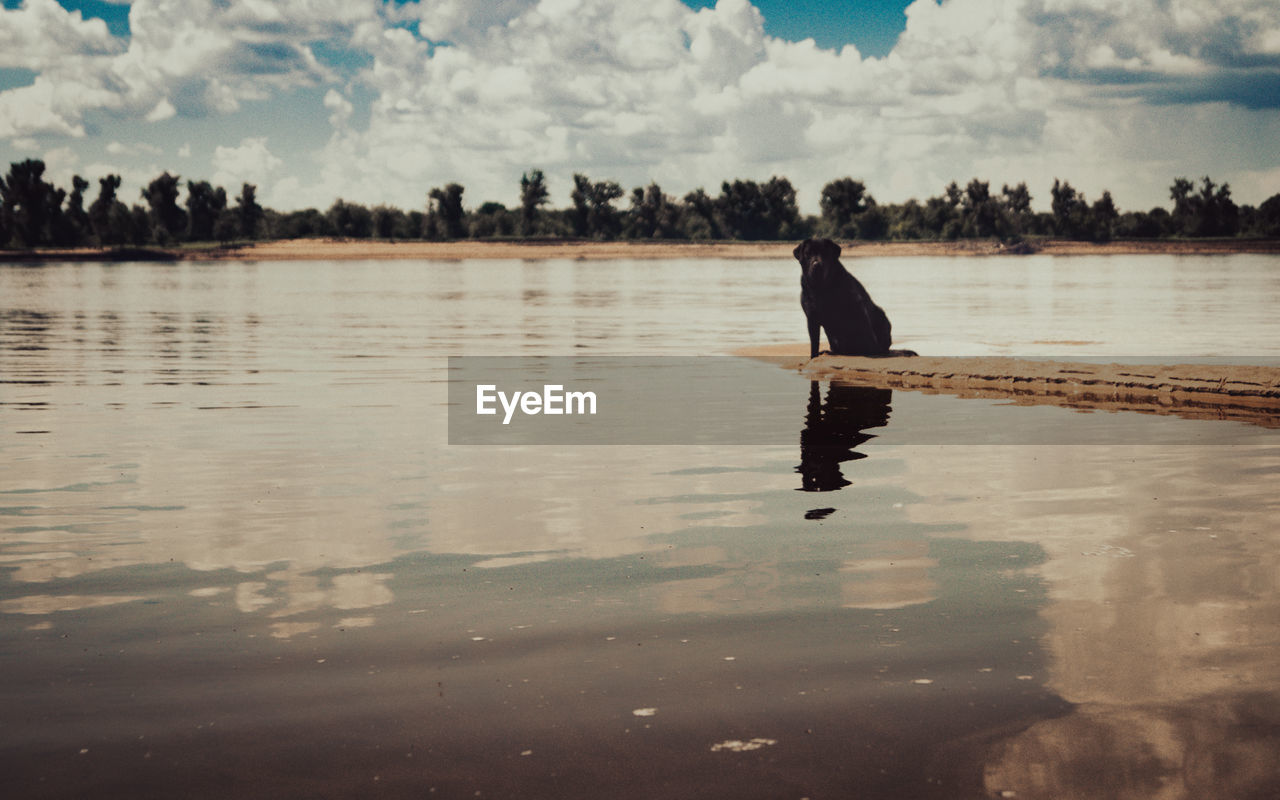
794;237;901;359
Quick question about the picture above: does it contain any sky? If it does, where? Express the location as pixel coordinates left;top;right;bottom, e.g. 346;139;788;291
1;0;1278;215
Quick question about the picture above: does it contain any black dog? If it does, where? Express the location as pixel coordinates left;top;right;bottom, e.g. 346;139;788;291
794;238;896;359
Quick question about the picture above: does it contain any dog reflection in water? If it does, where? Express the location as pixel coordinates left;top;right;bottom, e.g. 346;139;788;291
797;381;892;497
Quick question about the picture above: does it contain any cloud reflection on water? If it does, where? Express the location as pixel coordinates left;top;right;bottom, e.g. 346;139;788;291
3;258;1280;796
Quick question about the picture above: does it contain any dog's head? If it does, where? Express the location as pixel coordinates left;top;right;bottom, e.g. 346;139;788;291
793;238;842;278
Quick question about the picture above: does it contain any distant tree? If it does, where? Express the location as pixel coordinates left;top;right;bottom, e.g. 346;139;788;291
234;183;264;239
46;185;70;246
886;199;926;240
1169;177;1195;233
1049;179;1120;241
89;174;145;246
1090;191;1118;242
469;201;516;238
55;175;91;246
958;179;1004;238
327;198;374;238
213;209;240;242
857;204;888;240
819;178;872;238
186;180;227;242
533;208;574;238
1;159;59;247
88;175;123;244
371;204;408;239
921;193;962;238
626;186;651;238
1050;178;1090;239
648;184;682;238
1250;193;1280;237
1208;179;1240;237
1116;208;1169;239
626;183;680;239
519;170;549;236
679;188;722;239
142;172;187;243
921;182;964;239
426;183;467;240
1000;182;1032;217
569;174;625;239
407;210;426;238
1000;182;1033;237
944;181;964;208
816;177;886;240
569;175;591;236
127;204;153;246
1180;176;1238;237
1145;206;1174;237
272;207;331;238
716;177;801;240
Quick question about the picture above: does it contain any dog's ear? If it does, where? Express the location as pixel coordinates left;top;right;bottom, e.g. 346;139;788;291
792;241;806;261
825;239;842;258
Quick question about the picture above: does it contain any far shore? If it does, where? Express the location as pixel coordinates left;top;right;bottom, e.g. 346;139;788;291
4;236;1280;263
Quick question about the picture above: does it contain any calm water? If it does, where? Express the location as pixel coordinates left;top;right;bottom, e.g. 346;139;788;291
2;255;1279;799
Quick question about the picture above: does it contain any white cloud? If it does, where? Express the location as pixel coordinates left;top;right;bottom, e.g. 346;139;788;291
0;81;87;138
392;0;537;44
79;160;172;209
1025;0;1280;94
211;136;283;191
1235;165;1280;203
308;0;1047;209
0;0;120;70
323;88;353;127
1;0;1276;211
0;0;377;139
105;140;162;157
144;98;176;122
39;145;80;187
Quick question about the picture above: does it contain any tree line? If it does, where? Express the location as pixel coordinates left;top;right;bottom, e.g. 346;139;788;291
2;158;1278;249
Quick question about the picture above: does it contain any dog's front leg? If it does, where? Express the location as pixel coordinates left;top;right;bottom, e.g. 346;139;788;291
807;315;821;360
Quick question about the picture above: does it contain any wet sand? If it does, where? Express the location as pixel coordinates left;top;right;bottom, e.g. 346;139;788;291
740;345;1280;428
4;236;1280;262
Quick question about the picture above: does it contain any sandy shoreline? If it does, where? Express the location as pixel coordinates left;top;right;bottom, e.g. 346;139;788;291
740;344;1280;428
4;236;1280;262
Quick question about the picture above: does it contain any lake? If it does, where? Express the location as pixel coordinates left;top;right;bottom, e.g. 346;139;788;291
2;254;1279;798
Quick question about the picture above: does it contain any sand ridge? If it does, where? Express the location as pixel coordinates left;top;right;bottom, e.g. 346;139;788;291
740;345;1280;429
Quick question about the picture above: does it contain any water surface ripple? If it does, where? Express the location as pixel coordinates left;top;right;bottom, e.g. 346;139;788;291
2;256;1279;799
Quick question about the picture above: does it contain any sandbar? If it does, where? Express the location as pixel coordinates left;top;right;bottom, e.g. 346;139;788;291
740;344;1280;429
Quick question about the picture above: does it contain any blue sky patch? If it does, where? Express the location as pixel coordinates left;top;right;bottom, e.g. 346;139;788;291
0;67;38;92
43;0;130;37
311;39;376;77
681;0;912;57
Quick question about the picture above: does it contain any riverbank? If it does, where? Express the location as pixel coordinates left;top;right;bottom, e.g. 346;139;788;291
4;237;1280;262
741;345;1280;429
